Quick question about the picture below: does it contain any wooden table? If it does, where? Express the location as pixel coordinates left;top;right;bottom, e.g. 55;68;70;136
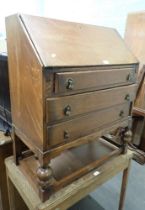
0;131;12;210
5;150;133;210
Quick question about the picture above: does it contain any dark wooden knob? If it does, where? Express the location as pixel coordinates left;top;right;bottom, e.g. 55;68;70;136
66;79;74;90
64;131;70;139
64;105;71;116
119;110;124;118
125;94;130;101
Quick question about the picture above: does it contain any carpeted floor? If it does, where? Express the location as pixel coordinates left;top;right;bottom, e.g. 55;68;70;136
69;160;145;210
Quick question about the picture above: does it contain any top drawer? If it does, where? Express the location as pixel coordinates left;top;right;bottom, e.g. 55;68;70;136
54;67;136;94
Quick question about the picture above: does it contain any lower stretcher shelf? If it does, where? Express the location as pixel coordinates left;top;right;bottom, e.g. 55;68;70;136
18;138;121;201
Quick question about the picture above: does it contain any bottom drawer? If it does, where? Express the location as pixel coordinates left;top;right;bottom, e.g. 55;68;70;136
47;103;130;147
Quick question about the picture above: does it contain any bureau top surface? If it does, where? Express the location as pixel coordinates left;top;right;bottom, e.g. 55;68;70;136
10;13;138;68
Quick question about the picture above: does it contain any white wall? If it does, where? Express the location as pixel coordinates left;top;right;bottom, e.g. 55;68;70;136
42;0;145;36
0;0;43;38
1;0;145;38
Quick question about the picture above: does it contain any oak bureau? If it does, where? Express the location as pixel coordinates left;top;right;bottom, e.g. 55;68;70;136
6;14;138;201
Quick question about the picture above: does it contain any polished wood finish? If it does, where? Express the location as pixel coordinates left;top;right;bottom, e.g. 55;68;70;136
21;14;137;67
47;103;130;147
46;85;136;123
54;67;136;94
5;150;133;210
6;14;44;150
6;14;138;201
0;131;12;210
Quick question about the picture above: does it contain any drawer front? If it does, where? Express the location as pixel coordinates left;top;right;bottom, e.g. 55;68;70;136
46;84;136;123
54;67;136;94
47;103;129;147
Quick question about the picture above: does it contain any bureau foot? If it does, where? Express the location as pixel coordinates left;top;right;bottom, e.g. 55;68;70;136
37;166;54;201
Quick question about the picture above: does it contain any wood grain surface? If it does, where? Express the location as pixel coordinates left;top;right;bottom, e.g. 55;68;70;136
20;14;137;67
46;85;137;123
47;103;130;147
6;15;44;150
54;67;136;94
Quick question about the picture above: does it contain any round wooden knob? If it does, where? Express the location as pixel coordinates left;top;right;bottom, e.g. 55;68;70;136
119;110;124;118
125;94;130;101
64;131;70;139
66;79;74;90
64;105;71;116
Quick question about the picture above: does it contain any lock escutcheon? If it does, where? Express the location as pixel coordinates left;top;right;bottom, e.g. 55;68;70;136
66;78;74;90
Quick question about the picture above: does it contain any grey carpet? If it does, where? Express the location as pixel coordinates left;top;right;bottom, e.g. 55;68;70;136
69;160;145;210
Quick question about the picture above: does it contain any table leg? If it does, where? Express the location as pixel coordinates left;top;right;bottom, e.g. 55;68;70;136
7;175;28;210
118;160;131;210
7;175;17;210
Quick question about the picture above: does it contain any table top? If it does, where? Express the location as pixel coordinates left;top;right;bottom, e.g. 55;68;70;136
5;150;133;210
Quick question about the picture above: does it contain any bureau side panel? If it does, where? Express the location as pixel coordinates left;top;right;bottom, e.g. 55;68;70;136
6;15;44;150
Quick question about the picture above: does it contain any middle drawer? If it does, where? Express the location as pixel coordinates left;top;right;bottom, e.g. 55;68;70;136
46;84;136;123
47;103;130;147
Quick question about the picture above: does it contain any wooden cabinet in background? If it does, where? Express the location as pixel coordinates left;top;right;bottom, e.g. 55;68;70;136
6;14;138;201
125;11;145;151
125;12;145;114
125;11;145;73
0;41;11;126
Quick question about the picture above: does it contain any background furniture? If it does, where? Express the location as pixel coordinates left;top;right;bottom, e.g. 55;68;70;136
125;11;145;154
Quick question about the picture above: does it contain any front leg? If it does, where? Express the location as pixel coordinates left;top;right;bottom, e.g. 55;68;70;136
36;164;54;202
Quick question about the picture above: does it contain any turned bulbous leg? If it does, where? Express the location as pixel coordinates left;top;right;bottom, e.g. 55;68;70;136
36;166;53;190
